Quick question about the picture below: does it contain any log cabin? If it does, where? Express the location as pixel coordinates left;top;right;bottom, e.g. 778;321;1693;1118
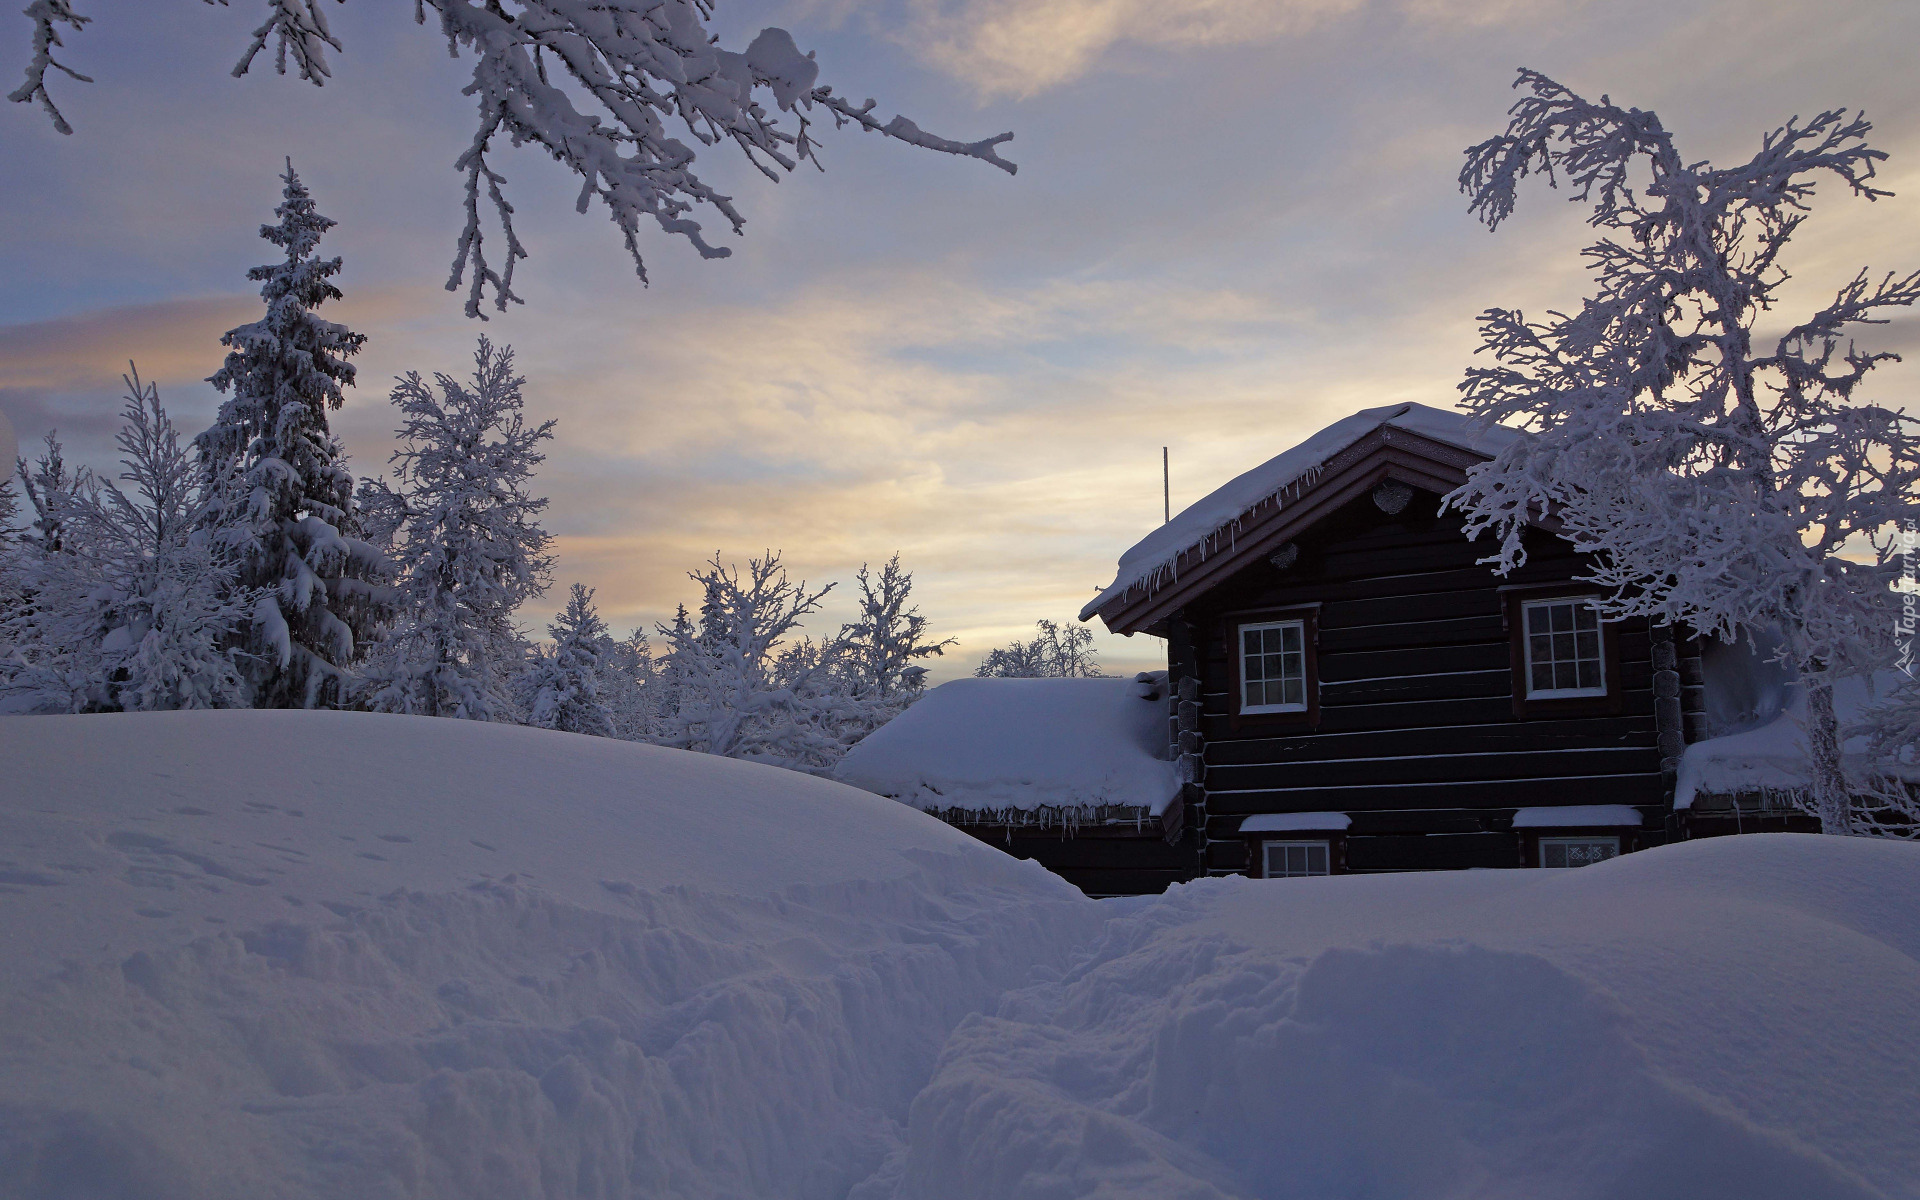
1077;401;1820;884
842;402;1835;895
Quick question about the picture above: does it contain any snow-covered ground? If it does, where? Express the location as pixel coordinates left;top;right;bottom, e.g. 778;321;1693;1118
2;712;1916;1199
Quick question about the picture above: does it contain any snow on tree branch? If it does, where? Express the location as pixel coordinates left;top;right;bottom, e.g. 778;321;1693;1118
1445;69;1920;833
6;0;91;135
212;0;345;86
1460;69;1892;236
13;1;1019;318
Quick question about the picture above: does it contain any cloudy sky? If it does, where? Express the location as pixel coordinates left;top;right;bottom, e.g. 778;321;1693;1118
4;0;1917;679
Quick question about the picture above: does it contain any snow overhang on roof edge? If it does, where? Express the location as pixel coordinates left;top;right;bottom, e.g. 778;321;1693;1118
1080;403;1521;625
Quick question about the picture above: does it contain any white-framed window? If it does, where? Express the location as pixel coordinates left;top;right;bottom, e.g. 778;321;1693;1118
1521;598;1606;698
1240;619;1308;713
1537;836;1619;868
1263;840;1330;878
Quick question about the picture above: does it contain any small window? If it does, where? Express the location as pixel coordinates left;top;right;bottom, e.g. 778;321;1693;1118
1263;840;1330;878
1240;620;1307;713
1522;599;1606;698
1538;836;1619;868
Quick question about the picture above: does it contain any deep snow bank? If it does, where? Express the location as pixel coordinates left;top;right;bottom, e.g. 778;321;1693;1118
3;713;1917;1200
0;711;1098;1200
874;836;1920;1200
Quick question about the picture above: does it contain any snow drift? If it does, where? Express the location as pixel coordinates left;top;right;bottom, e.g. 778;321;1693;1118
881;837;1920;1200
2;712;1917;1200
0;711;1098;1200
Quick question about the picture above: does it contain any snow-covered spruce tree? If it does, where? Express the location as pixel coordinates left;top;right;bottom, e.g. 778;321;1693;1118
520;583;615;737
654;552;875;772
1445;70;1920;833
358;338;555;721
13;2;1018;317
975;619;1103;678
195;161;391;709
839;554;954;701
0;374;256;713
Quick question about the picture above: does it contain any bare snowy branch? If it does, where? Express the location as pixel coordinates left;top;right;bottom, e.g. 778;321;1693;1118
6;0;91;135
208;0;346;85
13;2;1017;315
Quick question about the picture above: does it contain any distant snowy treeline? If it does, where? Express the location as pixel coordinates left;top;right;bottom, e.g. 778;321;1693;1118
0;167;961;775
0;165;1111;775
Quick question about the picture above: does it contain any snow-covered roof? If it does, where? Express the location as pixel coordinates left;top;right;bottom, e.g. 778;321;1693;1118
1675;671;1908;809
1081;402;1519;621
1238;812;1352;833
834;675;1180;818
1512;805;1642;829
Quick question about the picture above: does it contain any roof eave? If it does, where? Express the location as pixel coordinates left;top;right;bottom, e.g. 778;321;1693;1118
1088;428;1497;636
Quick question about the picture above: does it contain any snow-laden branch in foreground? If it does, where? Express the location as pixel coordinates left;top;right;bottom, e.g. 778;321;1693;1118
11;1;1018;317
5;0;91;134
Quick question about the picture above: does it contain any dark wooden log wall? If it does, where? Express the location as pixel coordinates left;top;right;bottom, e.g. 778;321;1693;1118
1187;489;1679;875
949;823;1197;897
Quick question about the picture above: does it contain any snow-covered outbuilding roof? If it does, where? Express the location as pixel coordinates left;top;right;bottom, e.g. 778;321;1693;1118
1676;671;1909;809
834;675;1180;821
1081;402;1518;624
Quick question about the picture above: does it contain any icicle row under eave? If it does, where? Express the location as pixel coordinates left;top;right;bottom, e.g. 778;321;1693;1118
1106;467;1316;615
915;802;1155;839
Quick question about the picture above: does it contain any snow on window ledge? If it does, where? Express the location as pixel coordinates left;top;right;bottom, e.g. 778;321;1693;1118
1240;812;1352;833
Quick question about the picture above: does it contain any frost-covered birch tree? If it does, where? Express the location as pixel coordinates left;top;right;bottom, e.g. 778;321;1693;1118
597;627;658;741
0;473;18;544
14;431;77;555
0;475;19;628
195;161;391;708
839;553;954;701
0;473;18;614
975;619;1102;678
1445;70;1920;833
0;432;88;708
654;551;877;771
520;582;615;736
1851;675;1920;833
358;338;555;720
0;375;255;713
11;1;1018;317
